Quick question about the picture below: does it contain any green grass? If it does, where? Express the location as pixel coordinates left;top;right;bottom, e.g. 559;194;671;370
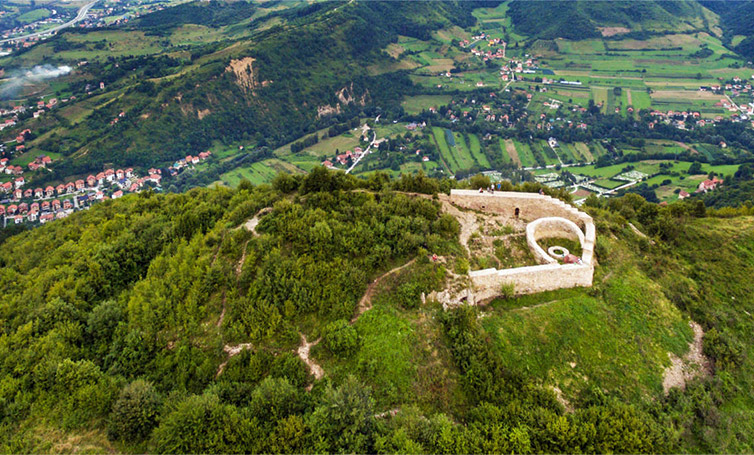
467;133;490;168
10;149;62;167
452;133;476;170
431;126;455;172
219;160;278;186
17;7;50;23
401;95;452;115
514;140;536;168
483;236;693;402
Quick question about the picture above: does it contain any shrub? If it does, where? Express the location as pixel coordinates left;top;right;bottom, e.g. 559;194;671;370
324;319;360;357
108;380;162;443
500;282;515;299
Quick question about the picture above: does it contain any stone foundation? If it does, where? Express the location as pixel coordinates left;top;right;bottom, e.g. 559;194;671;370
447;190;596;301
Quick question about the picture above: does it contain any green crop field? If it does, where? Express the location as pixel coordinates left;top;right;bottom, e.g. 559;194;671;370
451;132;477;170
514;140;536;168
401;95;452;114
467;134;490;168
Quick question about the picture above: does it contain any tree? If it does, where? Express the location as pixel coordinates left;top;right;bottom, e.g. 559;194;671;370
108;380;162;443
309;376;376;453
688;161;702;175
469;173;491;189
323;319;360;357
153;394;259;454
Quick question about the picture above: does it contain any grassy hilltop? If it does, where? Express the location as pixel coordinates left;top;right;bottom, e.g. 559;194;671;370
1;170;754;452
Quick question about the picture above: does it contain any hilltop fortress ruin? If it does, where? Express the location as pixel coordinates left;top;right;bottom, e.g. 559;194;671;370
433;189;596;305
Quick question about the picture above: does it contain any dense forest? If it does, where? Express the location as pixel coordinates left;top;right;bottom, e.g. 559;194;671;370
1;169;754;452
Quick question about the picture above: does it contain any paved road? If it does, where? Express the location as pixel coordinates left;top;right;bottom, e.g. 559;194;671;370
0;0;99;44
345;130;377;174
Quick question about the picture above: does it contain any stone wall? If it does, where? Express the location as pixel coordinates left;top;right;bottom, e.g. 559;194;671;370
469;263;594;300
448;190;596;299
448;189;590;228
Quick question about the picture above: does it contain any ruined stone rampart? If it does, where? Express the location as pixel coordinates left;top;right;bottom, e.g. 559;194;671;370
449;190;596;299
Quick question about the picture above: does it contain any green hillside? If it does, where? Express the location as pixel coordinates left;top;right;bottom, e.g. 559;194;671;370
1;0;487;178
507;0;707;39
1;170;754;452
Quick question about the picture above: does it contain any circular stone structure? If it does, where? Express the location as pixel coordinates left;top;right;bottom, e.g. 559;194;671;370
547;246;569;260
526;216;586;265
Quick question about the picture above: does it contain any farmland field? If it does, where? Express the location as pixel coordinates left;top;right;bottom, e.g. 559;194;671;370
513;140;536;168
401;95;452;114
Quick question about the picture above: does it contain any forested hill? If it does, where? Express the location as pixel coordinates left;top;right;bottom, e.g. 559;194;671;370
26;0;496;176
2;170;754;452
701;0;754;59
507;0;706;39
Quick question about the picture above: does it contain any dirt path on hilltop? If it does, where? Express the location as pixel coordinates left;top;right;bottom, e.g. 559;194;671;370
297;334;323;390
351;258;417;323
662;321;712;394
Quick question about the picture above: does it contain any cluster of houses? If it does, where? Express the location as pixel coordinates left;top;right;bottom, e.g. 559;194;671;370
321;147;365;168
647;110;726;130
165;151;213;176
0;10;66;43
0;166;161;226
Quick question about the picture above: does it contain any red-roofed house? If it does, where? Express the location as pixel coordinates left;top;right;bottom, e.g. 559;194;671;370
51;199;61;211
56;184;65;195
116;169;124;180
7;204;17;215
87;175;96;187
112;190;124;199
0;205;4;216
75;179;85;190
697;177;723;193
105;169;115;181
679;190;690;199
23;188;32;198
65;182;75;193
63;199;72;210
14;176;24;188
13;189;22;199
40;213;54;223
45;186;55;198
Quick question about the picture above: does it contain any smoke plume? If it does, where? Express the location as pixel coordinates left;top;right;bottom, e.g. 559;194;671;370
0;64;72;99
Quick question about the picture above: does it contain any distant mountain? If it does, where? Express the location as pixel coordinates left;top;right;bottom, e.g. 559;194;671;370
24;0;496;176
507;0;707;39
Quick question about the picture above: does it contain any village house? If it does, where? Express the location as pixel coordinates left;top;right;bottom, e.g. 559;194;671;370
34;188;43;198
51;199;61;211
697;177;723;193
87;175;97;187
13;189;22;199
45;186;55;198
75;179;85;190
